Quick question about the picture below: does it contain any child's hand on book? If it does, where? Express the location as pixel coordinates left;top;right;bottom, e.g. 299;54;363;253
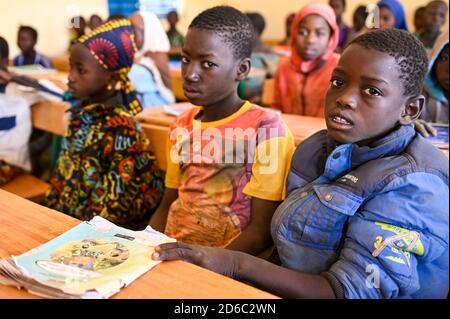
414;119;437;138
153;242;242;279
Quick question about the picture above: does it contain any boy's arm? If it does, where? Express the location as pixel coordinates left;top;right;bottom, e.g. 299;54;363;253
153;242;336;299
225;198;278;255
149;187;178;232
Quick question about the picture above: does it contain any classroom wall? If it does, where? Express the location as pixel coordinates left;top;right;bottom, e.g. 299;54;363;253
0;0;448;58
0;0;109;58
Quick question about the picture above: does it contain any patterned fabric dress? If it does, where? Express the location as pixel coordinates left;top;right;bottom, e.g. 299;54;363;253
44;19;164;229
44;95;164;230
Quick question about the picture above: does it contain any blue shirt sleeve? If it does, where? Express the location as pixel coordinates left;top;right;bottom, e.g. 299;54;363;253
324;172;449;299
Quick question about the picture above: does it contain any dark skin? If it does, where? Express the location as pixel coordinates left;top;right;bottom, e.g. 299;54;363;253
415;44;449;137
295;15;331;61
152;44;423;299
150;28;278;255
414;7;427;33
329;0;345;25
17;30;37;64
379;6;396;29
67;43;116;103
422;2;448;41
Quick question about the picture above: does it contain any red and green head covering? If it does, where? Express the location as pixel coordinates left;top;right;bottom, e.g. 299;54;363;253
78;19;142;115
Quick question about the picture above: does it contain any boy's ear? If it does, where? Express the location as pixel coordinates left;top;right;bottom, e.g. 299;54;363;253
399;94;425;125
236;58;251;81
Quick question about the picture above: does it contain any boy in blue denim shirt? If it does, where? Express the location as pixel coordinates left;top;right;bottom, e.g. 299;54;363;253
152;29;449;299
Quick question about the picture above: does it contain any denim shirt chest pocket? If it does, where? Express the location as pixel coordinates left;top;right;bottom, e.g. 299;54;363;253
285;184;363;249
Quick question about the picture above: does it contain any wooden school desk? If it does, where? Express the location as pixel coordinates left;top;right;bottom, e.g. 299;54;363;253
135;103;327;145
0;190;277;299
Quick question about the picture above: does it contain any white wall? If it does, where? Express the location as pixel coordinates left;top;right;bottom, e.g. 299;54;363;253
1;0;448;59
0;0;109;58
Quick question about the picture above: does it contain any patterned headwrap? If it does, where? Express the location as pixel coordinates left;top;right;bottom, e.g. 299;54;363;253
78;19;142;115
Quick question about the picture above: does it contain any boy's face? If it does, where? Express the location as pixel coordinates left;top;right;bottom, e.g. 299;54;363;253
325;44;421;144
181;28;248;107
168;12;179;27
435;45;449;93
425;2;447;33
17;30;35;53
379;6;396;29
295;14;331;61
68;44;111;100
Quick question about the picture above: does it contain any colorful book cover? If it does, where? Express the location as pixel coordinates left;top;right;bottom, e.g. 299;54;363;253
1;216;175;298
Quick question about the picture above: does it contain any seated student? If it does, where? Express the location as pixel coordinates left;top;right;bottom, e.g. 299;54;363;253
377;0;409;31
413;6;427;34
415;1;448;51
69;16;87;48
166;10;185;54
273;3;339;116
278;13;296;46
44;19;164;230
129;11;175;107
153;29;449;299
415;31;449;137
149;6;295;255
13;26;52;68
238;12;280;103
329;0;354;52
349;5;369;41
0;37;31;186
88;14;103;31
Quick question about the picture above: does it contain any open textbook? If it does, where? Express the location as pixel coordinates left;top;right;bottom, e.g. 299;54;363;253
0;216;175;299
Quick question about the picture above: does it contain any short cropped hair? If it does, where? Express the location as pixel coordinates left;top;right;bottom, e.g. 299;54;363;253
349;28;428;97
246;12;266;35
19;25;38;42
189;6;254;60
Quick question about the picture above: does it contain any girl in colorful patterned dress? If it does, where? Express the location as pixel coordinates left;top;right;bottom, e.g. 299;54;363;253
44;19;164;230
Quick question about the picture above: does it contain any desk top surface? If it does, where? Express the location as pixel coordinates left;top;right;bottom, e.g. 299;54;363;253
0;190;277;299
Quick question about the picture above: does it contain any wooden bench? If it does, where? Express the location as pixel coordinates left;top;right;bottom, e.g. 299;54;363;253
141;123;169;171
1;174;50;203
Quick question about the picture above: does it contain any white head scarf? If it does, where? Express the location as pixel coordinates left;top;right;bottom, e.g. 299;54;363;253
135;11;170;58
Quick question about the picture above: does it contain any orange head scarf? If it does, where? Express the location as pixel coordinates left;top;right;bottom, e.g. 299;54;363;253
290;3;339;74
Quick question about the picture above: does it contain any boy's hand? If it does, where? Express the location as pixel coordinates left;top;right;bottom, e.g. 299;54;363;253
152;242;241;279
0;70;12;84
414;119;437;138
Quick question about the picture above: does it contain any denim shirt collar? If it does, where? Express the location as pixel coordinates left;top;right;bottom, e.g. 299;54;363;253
323;125;416;180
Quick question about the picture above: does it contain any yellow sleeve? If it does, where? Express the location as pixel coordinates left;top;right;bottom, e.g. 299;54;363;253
164;132;181;189
243;124;295;201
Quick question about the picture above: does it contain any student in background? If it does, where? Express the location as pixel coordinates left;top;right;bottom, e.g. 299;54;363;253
149;6;295;255
329;0;353;52
14;26;52;68
377;0;409;31
44;19;164;230
278;13;295;46
272;3;339;116
416;1;448;51
0;36;32;186
129;11;175;107
166;10;185;52
88;14;103;31
415;31;449;137
350;5;369;40
413;6;427;34
238;12;280;103
69;16;87;47
129;11;173;92
153;29;449;300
